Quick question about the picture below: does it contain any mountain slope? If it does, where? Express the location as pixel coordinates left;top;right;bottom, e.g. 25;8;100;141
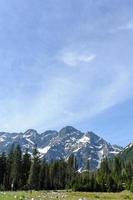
0;126;123;170
119;142;133;162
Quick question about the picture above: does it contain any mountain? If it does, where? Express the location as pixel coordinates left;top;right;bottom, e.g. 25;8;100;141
0;126;123;171
119;142;133;162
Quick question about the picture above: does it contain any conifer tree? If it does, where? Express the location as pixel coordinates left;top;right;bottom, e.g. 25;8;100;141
39;159;50;190
22;149;31;188
11;145;22;190
0;152;6;189
28;147;40;190
5;144;15;190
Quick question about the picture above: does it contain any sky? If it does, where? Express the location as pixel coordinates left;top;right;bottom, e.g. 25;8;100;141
0;0;133;146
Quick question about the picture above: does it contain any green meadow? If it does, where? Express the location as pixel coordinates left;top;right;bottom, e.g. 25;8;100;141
0;190;133;200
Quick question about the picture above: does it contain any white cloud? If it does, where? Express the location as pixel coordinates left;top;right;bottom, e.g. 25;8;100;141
58;51;96;66
118;20;133;30
110;20;133;33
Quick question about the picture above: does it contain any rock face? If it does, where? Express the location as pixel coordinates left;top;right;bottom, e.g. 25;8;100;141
0;126;123;171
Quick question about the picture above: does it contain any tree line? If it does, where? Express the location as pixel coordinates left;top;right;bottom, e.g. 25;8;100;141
0;144;77;191
0;144;132;192
72;157;133;192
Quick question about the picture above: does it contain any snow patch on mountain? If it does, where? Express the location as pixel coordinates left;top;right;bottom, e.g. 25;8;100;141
38;146;51;154
77;135;90;144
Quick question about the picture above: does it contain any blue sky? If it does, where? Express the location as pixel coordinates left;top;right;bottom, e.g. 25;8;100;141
0;0;133;146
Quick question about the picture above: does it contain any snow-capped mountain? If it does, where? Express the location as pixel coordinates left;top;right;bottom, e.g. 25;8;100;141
0;126;123;170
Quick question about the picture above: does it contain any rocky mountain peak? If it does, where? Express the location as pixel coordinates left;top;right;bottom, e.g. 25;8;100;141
0;126;123;171
59;126;80;137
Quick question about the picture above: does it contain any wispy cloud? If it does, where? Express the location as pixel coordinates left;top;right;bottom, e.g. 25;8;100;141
0;50;133;133
11;64;133;132
110;20;133;33
118;20;133;31
58;50;96;66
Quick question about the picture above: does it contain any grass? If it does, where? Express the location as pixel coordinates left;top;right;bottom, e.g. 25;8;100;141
0;190;132;200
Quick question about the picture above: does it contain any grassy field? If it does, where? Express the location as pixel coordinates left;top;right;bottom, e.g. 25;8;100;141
0;190;133;200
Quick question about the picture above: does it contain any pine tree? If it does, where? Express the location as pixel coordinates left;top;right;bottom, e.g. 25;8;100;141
28;148;40;190
97;157;110;191
67;154;78;185
68;154;78;171
21;149;31;188
0;152;6;189
39;159;50;190
5;144;15;190
10;145;22;190
112;157;122;191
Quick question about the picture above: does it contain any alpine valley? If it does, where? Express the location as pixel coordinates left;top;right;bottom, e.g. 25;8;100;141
0;126;125;171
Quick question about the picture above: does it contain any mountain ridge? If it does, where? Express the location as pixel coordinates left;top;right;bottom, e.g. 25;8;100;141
0;126;124;171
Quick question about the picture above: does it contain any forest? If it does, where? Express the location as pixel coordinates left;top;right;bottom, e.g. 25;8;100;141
0;144;132;192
